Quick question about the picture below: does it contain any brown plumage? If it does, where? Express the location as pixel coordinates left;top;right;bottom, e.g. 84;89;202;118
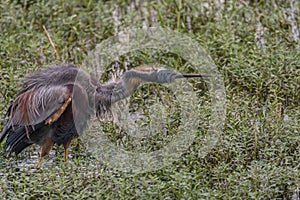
0;64;210;169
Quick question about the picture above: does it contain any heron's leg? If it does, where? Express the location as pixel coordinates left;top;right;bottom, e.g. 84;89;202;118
36;140;54;169
63;140;72;162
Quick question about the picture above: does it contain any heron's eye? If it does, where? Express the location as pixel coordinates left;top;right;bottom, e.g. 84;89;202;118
148;68;158;73
140;69;157;73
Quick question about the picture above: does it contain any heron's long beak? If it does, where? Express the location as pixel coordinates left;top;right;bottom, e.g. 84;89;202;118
181;74;212;78
175;73;212;79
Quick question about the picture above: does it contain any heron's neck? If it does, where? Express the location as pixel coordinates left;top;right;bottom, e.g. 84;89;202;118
109;77;142;104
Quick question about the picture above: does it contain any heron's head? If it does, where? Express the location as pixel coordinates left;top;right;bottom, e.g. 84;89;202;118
123;65;211;84
130;65;180;83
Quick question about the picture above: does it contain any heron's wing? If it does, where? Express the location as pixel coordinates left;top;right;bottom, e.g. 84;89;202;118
0;83;93;155
0;84;73;144
14;85;72;125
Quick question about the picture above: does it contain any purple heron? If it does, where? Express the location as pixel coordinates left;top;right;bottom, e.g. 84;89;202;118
0;64;210;169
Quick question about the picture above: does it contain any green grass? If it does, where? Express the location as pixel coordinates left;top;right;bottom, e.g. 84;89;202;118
0;0;299;199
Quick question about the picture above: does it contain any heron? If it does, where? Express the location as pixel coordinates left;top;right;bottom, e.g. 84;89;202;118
0;64;211;169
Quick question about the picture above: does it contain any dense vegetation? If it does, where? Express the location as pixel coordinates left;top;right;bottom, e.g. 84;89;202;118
0;0;299;199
